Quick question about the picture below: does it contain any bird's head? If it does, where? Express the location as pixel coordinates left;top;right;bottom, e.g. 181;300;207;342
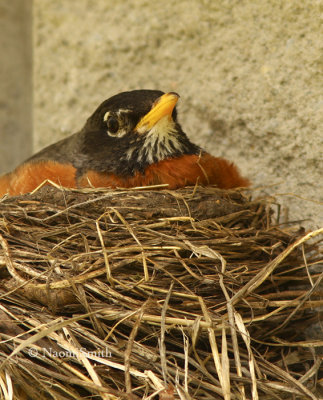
82;90;199;172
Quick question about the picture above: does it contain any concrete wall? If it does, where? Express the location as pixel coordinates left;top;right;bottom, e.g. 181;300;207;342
2;1;323;227
0;0;32;174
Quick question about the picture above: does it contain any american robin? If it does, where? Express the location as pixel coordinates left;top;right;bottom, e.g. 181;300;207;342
0;90;250;196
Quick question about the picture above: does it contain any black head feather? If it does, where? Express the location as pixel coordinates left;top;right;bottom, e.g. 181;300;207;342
26;90;200;177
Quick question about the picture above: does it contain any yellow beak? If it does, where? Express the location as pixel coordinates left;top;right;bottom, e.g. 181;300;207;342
135;92;179;132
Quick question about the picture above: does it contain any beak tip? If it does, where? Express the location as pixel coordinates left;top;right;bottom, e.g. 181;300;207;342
135;91;180;132
168;91;180;99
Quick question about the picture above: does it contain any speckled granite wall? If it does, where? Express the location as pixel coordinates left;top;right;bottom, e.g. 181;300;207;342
6;1;323;226
0;0;32;174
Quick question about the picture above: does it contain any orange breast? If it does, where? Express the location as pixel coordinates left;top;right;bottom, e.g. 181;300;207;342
0;161;77;196
0;154;249;196
79;154;250;190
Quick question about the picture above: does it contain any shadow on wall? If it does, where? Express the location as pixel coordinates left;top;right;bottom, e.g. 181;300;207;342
0;1;32;174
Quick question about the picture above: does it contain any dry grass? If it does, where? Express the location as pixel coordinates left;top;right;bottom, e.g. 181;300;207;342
0;185;322;399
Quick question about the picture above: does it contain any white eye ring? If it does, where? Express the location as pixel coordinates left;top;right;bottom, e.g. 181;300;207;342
103;111;128;138
107;117;119;135
104;112;119;136
103;111;110;122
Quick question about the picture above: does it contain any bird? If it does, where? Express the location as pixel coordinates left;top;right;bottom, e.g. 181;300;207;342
0;90;250;196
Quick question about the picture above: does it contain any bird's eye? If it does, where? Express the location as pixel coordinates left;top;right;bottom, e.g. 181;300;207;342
107;116;119;135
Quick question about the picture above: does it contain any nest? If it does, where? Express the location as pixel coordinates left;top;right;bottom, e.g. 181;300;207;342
0;185;322;400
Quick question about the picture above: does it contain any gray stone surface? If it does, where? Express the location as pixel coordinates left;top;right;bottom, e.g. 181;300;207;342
0;0;32;174
5;1;323;227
